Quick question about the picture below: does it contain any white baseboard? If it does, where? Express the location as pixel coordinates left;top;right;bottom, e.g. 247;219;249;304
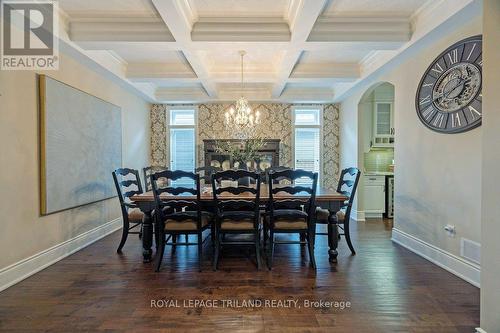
365;212;383;219
351;210;365;221
0;218;122;292
391;228;480;287
476;328;487;333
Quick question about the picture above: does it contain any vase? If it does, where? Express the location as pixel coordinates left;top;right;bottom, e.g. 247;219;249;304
236;160;250;186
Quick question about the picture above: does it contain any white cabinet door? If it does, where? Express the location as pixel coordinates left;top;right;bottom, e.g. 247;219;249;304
364;184;385;213
372;101;394;147
374;102;392;136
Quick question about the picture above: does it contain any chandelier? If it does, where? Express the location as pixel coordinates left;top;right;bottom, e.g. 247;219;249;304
224;50;260;139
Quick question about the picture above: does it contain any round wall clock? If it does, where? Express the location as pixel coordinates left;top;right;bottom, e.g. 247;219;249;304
415;35;482;133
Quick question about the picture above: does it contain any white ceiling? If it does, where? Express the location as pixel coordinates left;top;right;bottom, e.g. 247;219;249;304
58;0;434;103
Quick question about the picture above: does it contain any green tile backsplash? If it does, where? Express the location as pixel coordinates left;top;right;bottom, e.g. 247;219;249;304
364;149;394;172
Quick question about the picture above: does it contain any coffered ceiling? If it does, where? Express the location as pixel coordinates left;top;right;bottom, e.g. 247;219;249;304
58;0;433;103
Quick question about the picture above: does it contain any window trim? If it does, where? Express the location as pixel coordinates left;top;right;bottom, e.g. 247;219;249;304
292;106;323;184
166;105;198;170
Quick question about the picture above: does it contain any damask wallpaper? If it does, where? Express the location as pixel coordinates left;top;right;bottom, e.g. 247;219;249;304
150;103;340;189
197;103;293;168
150;104;167;166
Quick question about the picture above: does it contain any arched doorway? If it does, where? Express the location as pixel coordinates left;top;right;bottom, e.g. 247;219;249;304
357;82;395;222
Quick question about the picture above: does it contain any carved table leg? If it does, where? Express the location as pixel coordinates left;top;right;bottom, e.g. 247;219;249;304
300;232;306;245
142;211;153;263
327;214;339;263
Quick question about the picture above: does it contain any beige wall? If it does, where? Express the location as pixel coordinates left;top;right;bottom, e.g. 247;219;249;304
0;48;151;269
339;10;482;259
480;0;500;330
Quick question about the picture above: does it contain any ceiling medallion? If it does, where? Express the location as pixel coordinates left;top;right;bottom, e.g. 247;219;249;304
224;50;260;139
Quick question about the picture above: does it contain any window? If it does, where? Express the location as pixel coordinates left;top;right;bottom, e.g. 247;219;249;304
294;108;321;184
168;108;196;186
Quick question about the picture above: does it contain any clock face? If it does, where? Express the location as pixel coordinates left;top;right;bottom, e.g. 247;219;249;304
415;35;482;133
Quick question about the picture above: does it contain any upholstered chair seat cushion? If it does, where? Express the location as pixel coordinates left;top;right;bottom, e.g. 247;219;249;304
128;208;144;222
265;209;309;230
315;207;346;223
220;219;255;230
164;211;212;231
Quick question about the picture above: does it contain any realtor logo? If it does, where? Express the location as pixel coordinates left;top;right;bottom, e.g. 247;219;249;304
1;0;59;70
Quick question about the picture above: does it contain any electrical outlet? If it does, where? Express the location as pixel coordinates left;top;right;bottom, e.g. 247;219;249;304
444;224;456;237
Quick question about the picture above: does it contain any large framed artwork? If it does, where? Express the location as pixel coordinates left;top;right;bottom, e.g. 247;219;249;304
39;75;122;215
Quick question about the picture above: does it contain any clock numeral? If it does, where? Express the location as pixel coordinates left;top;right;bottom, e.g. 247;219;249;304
432;112;445;128
422;106;436;121
431;62;444;74
447;49;458;64
466;43;477;61
422;82;434;88
468;105;481;120
419;95;432;105
451;112;461;128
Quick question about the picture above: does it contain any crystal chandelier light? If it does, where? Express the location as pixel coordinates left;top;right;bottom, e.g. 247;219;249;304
224;50;260;139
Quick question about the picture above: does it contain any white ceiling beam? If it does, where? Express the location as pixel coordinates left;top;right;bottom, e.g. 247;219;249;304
279;86;334;103
290;62;360;79
218;84;273;101
69;19;175;43
126;63;197;80
271;0;327;98
191;17;290;42
308;16;411;42
156;87;210;103
152;0;217;97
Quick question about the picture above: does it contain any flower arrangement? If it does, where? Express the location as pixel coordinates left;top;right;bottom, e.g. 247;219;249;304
214;138;264;166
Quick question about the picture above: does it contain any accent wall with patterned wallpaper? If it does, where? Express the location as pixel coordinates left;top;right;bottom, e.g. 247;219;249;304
150;103;340;189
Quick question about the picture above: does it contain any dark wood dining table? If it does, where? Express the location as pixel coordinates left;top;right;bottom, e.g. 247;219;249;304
131;184;348;263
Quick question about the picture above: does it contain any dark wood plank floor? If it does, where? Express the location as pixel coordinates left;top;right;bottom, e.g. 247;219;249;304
0;219;479;332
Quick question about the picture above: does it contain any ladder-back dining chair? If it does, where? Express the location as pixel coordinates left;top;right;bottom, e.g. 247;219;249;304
211;170;262;270
151;170;213;272
316;167;361;260
112;168;145;253
195;166;221;185
265;169;318;270
143;165;168;192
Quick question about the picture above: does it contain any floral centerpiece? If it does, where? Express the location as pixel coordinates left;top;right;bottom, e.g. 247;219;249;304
214;138;264;170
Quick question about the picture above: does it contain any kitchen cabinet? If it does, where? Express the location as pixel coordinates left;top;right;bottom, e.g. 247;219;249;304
372;101;394;147
364;175;385;217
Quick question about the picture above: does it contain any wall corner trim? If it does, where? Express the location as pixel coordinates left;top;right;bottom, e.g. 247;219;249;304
391;228;480;287
0;218;122;292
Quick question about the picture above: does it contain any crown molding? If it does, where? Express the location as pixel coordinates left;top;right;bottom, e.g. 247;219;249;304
280;86;334;102
308;16;411;42
285;0;303;30
156;87;209;102
290;62;360;79
126;63;197;80
69;19;175;43
191;17;291;42
176;0;198;28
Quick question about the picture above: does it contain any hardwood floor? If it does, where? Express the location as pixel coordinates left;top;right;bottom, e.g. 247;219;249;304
0;219;479;332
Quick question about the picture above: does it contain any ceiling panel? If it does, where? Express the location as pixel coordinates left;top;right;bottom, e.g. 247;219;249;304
112;46;186;63
322;0;428;17
191;0;289;17
59;0;158;18
299;47;371;63
199;47;285;73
